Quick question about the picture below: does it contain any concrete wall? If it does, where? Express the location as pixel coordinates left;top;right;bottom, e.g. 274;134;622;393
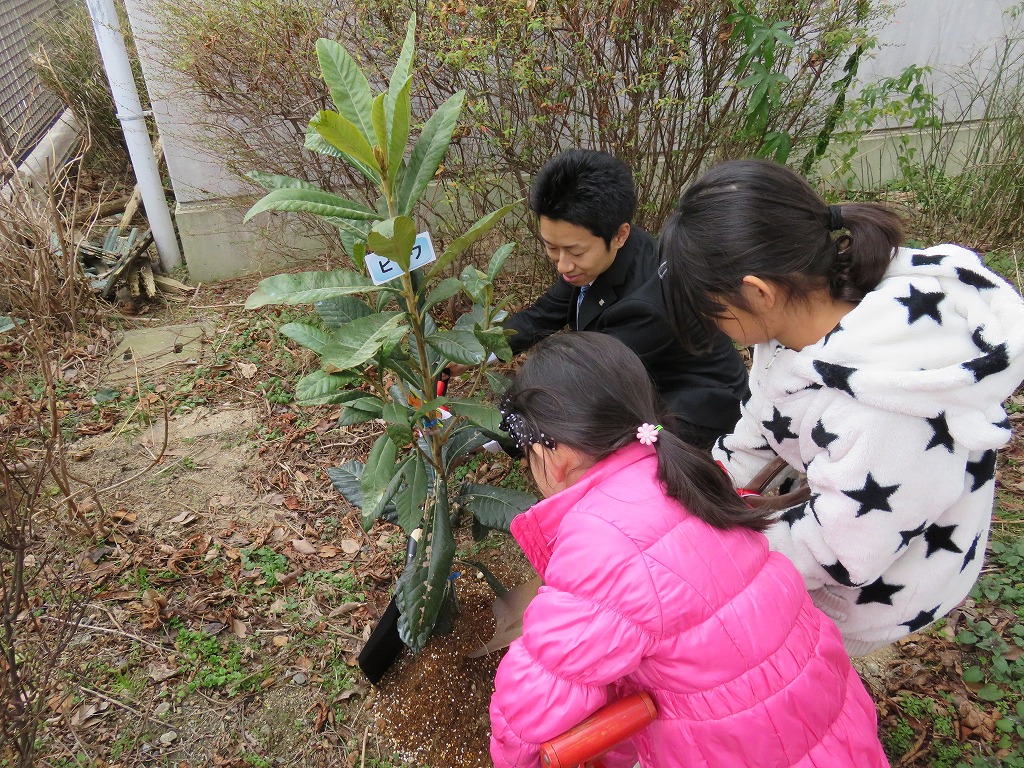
121;0;330;282
122;0;1023;281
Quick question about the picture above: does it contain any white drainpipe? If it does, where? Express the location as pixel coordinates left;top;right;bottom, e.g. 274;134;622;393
85;0;181;272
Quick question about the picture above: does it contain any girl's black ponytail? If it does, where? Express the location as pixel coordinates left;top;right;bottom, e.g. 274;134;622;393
828;203;905;302
652;429;773;531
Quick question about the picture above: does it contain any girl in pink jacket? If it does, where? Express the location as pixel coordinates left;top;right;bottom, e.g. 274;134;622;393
489;332;888;768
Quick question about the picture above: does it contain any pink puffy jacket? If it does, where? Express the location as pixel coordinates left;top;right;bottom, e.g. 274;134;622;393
489;443;889;768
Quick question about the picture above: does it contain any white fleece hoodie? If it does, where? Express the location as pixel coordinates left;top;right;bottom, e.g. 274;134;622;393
714;244;1024;656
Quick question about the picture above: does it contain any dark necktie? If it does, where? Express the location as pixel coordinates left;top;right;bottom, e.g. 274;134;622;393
576;284;590;329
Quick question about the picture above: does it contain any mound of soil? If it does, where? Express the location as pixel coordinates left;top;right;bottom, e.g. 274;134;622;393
368;546;535;767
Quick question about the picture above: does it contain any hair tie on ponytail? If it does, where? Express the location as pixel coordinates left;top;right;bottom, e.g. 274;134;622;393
828;205;844;231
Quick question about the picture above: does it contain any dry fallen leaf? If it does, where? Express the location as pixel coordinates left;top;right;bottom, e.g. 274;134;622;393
168;510;197;525
231;618;248;639
237;361;258;379
340;539;360;555
291;538;317;555
272;635;289;647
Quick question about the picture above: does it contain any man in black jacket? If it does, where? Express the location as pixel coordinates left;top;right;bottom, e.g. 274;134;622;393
471;150;749;448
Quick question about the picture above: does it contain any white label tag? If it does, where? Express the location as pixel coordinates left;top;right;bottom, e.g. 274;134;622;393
366;231;437;285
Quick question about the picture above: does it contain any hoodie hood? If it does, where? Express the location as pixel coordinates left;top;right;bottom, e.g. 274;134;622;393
770;244;1024;450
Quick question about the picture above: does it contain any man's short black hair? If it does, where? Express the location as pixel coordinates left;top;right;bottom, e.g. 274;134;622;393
529;149;637;246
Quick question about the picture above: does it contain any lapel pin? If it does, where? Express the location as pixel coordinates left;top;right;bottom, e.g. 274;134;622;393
599;299;605;306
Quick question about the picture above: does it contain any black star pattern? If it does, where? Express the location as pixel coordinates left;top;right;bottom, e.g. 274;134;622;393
778;503;807;527
896;284;945;325
856;577;905;606
813;360;857;396
963;342;1010;382
956;267;997;290
821;322;844;345
924;523;963;557
966;450;997;492
808;493;821;524
925;412;955;453
972;327;994;352
902;606;941;633
896;521;927;551
715;438;734;462
994;416;1012;430
811;419;840;450
961;534;981;573
823;559;858;587
741;389;752;407
752;438;773;452
911;253;947;267
843;472;900;517
762;407;798;444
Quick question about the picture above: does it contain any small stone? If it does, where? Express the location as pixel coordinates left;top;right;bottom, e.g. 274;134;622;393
159;731;177;745
154;702;171;717
292;672;308;685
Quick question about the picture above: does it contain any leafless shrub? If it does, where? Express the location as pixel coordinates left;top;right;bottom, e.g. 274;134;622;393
0;142;102;337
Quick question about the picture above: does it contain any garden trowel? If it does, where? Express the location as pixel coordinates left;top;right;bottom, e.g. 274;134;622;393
357;529;420;684
466;574;542;658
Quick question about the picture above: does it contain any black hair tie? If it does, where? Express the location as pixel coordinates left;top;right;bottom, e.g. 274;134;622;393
828;205;844;231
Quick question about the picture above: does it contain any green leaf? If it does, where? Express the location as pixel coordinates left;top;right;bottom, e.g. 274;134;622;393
315;295;374;328
364;455;412;528
385;15;415;187
396;90;466;217
426;329;486;366
338;396;385;426
243;187;383;225
361;433;400;528
382;401;415;446
456;483;536;532
425;201;519;281
977;683;1005;702
442;426;490;470
388;15;417;123
487;243;516;282
422;277;463;311
294;370;359;405
459;265;490;305
316;38;375;142
444;398;504;436
371;92;388;153
320;312;408;371
394;454;430;533
397;488;456;651
246;269;377;308
962;666;985;684
475;326;513;362
367;217;418;271
310;111;381;182
387;77;412;190
327;460;365;508
279;322;332;355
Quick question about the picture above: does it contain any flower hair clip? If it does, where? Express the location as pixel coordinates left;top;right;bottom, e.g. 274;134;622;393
637;423;663;446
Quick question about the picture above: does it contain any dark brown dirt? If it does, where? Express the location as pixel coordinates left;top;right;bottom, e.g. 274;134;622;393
368;543;535;767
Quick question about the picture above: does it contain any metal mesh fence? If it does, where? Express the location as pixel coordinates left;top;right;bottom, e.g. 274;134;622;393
0;0;62;167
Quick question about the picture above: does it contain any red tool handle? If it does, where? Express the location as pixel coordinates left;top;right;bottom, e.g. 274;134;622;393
539;692;657;768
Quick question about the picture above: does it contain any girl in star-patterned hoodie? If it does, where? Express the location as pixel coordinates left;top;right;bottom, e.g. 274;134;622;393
658;158;1024;656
